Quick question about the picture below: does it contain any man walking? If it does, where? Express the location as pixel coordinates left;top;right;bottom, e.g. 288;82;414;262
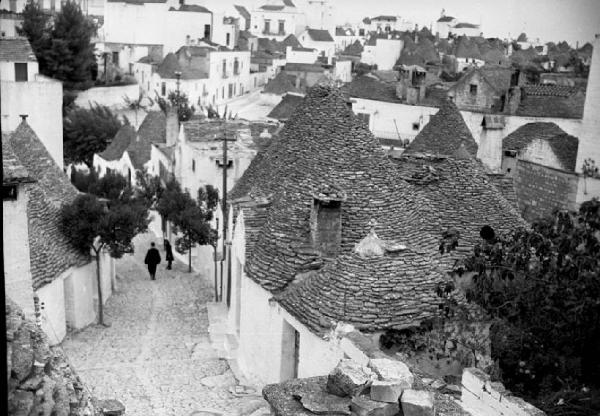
164;239;174;270
144;242;161;280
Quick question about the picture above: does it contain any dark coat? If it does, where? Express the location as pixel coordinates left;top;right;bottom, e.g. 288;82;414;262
144;248;161;266
164;242;174;262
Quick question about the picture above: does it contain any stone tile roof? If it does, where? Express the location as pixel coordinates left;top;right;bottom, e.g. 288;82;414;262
437;16;455;22
260;4;284;11
281;34;302;49
284;62;325;73
231;86;446;333
98;124;136;161
503;122;579;171
392;154;527;252
516;87;584;119
404;100;479;157
521;84;579;97
234;5;251;20
342;40;363;57
156;53;208;80
8;123;88;290
168;4;210;13
306;29;334;42
454;37;482;60
342;74;401;103
267;93;304;121
127;111;167;170
263;71;304;95
0;37;37;62
282;0;295;7
372;15;397;21
335;27;355;36
2;136;35;185
454;22;479;29
107;0;166;3
487;174;519;209
479;65;513;92
182;119;260;144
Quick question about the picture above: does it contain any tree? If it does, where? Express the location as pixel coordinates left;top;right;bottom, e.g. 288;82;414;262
20;0;96;85
454;200;600;415
17;1;51;73
60;193;149;325
167;91;195;122
63;104;126;168
124;91;154;126
156;179;217;272
71;169;130;201
135;170;165;209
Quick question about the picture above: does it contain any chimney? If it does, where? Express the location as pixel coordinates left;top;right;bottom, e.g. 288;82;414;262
310;189;345;257
19;114;28;122
166;108;179;146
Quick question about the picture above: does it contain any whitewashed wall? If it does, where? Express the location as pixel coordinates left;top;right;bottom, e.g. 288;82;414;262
1;76;63;169
36;277;66;346
3;185;35;319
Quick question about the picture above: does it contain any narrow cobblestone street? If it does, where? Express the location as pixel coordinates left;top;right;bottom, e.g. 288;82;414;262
62;233;266;416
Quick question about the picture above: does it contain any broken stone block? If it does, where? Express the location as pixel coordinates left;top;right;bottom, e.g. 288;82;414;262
298;392;352;415
370;380;404;403
400;389;435;416
368;358;413;387
8;389;35;416
20;374;44;391
97;399;125;416
327;359;375;397
350;396;400;416
11;331;34;382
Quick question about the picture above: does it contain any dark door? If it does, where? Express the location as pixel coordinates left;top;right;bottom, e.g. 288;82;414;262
14;63;28;82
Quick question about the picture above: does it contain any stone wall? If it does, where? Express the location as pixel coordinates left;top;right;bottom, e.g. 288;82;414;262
6;298;96;416
74;84;140;110
513;159;579;222
451;71;498;113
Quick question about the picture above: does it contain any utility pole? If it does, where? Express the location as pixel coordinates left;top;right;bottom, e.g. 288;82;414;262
174;71;182;125
214;121;236;302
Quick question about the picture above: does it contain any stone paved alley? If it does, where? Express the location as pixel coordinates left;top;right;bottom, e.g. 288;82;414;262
62;233;267;416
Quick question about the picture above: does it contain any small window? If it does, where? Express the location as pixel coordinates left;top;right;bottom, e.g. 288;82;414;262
412;122;420;131
14;63;28;81
2;185;18;200
204;24;211;39
192;159;196;172
226;33;231;46
504;150;517;157
356;113;370;125
112;51;119;66
161;82;166;96
469;84;478;95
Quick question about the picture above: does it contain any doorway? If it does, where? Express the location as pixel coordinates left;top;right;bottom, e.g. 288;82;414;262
280;320;299;381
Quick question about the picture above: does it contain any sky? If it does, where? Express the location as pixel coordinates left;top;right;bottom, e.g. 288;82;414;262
330;0;600;45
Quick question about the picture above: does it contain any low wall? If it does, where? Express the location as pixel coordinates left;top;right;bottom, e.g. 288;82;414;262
337;329;546;415
74;84;140;109
462;368;545;416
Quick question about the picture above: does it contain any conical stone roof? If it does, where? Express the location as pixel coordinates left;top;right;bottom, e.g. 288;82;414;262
233;86;446;333
404;99;479;156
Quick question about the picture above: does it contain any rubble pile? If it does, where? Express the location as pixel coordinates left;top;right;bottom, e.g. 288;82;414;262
6;299;96;416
